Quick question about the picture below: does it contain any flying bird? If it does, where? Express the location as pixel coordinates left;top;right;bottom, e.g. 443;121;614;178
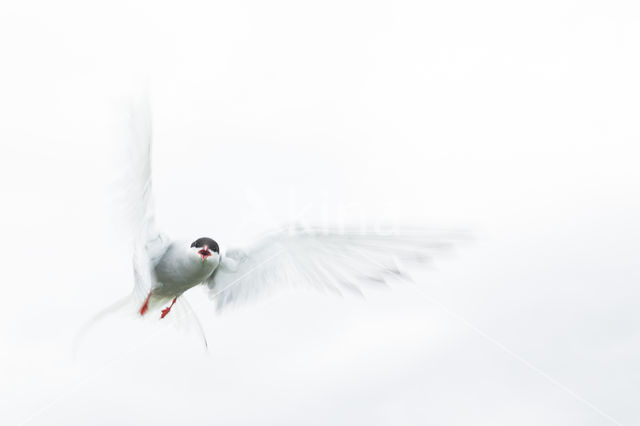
93;93;465;347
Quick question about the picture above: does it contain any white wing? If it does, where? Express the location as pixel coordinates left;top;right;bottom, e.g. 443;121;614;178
117;90;169;303
206;226;465;312
76;93;178;349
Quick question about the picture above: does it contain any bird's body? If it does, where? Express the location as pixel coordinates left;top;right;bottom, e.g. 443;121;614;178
133;236;222;318
152;241;220;298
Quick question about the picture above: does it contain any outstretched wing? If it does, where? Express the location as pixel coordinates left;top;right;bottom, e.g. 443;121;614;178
206;226;466;312
75;93;176;348
117;90;168;303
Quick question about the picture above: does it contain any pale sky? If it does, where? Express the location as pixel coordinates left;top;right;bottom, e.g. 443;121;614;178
1;1;639;425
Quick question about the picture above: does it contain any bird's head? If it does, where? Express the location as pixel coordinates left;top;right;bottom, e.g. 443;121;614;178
190;237;220;262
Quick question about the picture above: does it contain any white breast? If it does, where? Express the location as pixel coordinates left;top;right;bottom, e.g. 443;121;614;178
153;242;220;297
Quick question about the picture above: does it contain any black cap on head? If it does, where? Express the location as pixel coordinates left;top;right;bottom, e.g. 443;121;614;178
190;237;219;253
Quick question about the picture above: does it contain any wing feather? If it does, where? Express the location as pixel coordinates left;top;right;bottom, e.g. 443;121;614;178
116;90;168;303
206;226;465;312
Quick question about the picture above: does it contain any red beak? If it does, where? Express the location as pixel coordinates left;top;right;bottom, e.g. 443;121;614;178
198;245;212;260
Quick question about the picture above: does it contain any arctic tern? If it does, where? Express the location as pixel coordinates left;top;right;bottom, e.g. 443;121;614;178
103;94;465;345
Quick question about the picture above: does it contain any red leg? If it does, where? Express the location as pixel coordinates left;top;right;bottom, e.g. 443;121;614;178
139;292;152;316
160;297;177;319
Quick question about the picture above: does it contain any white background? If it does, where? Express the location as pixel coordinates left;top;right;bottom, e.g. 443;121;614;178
1;1;639;425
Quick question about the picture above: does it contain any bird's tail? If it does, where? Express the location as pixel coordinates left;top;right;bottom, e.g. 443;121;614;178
72;293;138;358
173;297;209;350
73;292;208;358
